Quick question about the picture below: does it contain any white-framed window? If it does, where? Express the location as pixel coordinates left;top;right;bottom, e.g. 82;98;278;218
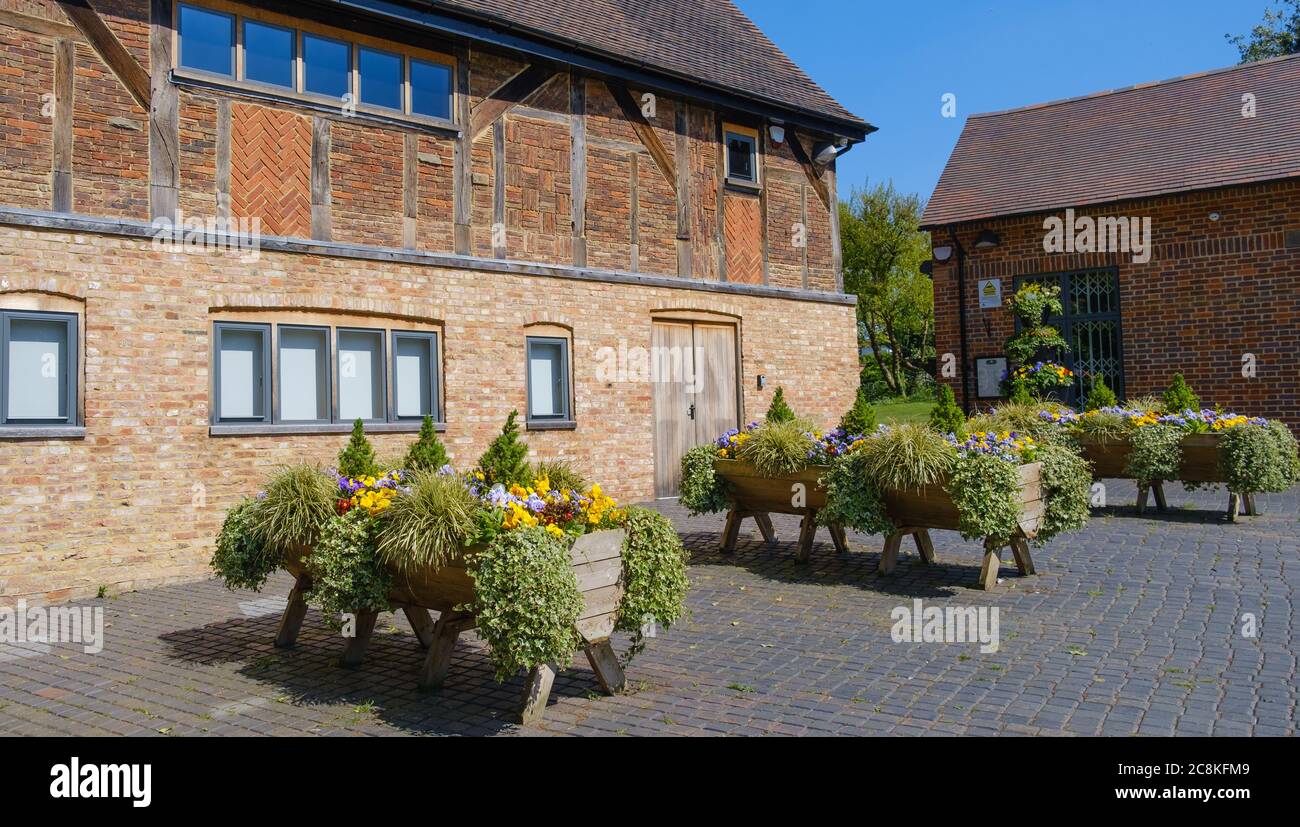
0;310;79;427
723;122;761;188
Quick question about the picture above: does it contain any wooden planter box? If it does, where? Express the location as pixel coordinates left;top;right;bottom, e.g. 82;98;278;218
878;462;1044;591
274;529;629;725
1077;433;1257;518
713;459;848;562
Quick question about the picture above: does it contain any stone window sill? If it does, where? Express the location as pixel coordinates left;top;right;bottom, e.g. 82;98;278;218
0;426;86;440
525;419;578;432
211;422;445;437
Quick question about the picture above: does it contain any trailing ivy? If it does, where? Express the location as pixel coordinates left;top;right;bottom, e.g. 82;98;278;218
468;526;585;681
1126;422;1184;483
818;450;894;536
302;509;392;629
211;498;280;591
615;508;690;663
679;445;731;515
1035;443;1092;545
1220;421;1300;494
946;453;1022;545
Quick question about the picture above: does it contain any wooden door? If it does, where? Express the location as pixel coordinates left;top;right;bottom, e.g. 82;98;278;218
651;321;739;498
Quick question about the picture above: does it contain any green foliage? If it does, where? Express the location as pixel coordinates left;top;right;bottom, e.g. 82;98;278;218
477;410;532;487
1035;443;1092;545
1005;283;1069;365
1162;373;1200;414
1083;376;1118;411
211;499;280;591
1228;0;1299;62
337;419;380;479
531;459;587;492
616;508;690;662
737;419;816;476
679;445;731;515
468;527;585;681
1220;421;1300;494
840;183;935;397
303;509;392;628
375;470;478;570
947;453;1022;544
1009;378;1033;406
249;465;337;551
967;401;1064;445
765;387;797;423
818;450;894;536
927;385;966;436
403;416;450;472
858;423;956;491
840;387;878;435
1126;423;1184;483
1069;409;1133;444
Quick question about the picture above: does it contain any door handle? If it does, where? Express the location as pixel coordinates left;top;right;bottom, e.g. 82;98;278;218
688;403;696;420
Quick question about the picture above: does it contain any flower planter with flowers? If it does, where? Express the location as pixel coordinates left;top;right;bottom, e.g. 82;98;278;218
212;414;690;725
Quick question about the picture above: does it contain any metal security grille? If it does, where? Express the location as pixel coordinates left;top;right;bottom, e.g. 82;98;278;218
1014;269;1124;404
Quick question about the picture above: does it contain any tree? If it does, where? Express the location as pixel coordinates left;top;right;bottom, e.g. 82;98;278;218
1163;374;1201;413
337;419;379;479
840;183;934;399
765;387;796;423
1228;1;1300;62
839;387;877;436
404;415;450;471
928;385;965;436
477;410;531;487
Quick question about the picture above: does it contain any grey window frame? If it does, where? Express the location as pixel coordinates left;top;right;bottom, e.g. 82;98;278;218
525;336;572;424
390;330;441;423
212;321;271;424
724;129;759;186
275;324;332;425
0;310;79;427
177;2;237;79
335;326;387;424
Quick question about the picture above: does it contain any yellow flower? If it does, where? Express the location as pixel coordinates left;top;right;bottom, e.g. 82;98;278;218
546;524;565;538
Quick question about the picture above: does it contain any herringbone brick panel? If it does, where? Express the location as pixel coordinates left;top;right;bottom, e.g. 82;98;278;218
230;103;312;238
723;193;763;284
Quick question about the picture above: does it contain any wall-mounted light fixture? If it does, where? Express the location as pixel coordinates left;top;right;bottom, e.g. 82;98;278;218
813;143;841;165
768;122;785;145
1209;211;1221;222
933;245;954;262
974;229;1001;249
757;374;767;390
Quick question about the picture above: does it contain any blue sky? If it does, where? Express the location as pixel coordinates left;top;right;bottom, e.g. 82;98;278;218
735;0;1270;202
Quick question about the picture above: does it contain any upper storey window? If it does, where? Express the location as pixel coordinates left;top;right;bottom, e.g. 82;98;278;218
723;123;761;189
175;2;455;125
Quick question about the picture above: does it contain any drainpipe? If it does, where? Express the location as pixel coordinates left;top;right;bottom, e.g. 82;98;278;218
948;226;972;415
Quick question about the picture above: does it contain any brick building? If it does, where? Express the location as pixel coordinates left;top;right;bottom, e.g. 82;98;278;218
922;55;1300;424
0;0;871;601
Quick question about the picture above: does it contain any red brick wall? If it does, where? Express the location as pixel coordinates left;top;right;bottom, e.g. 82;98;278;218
932;180;1300;426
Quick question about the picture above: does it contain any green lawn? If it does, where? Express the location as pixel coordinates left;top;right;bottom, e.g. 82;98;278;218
874;399;935;426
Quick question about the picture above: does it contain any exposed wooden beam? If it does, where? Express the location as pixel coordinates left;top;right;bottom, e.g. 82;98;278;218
675;104;691;277
786;127;831;213
629;153;639;272
492;118;506;258
827;159;842;290
469;64;558;141
56;0;150;111
215;100;231;218
452;44;472;255
0;8;83;40
569;73;587;268
311;117;332;241
149;0;178;221
51;39;75;213
403;132;419;249
604;80;676;191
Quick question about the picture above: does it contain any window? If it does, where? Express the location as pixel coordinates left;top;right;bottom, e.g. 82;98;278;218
337;329;385;422
177;3;235;77
278;326;330;422
723;124;760;187
1;310;78;427
526;337;571;422
303;33;352;99
214;322;270;423
392;332;439;420
243;19;295;89
1013;269;1124;405
174;2;457;125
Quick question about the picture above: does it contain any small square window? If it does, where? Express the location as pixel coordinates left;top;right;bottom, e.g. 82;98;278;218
359;46;403;111
526;337;570;422
337;329;385;422
1;311;77;426
303;33;352;99
724;127;759;185
392;332;439;420
243;19;295;89
278;326;330;422
178;4;235;77
410;58;453;120
214;322;270;423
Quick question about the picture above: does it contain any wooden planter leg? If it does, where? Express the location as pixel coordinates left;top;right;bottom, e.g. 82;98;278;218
795;510;817;563
418;611;473;692
828;523;850;555
519;663;557;725
1152;480;1169;511
1241;493;1257;516
1227;493;1240;522
754;512;778;544
339;609;379;668
1135;484;1150;514
1009;533;1036;576
584;640;626;695
878;531;903;576
402;606;436;649
274;574;312;649
721;509;743;554
913;529;936;565
977;538;1003;591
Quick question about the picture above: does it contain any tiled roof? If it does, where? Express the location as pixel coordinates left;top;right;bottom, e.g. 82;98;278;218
418;0;868;131
921;53;1300;227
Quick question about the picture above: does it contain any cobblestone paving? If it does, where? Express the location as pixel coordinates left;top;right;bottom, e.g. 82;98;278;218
2;481;1296;736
